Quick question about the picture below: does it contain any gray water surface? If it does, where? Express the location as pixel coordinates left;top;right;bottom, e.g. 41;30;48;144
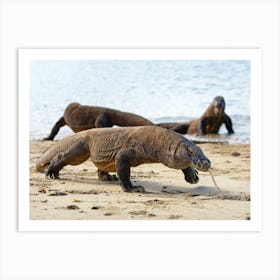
30;60;250;143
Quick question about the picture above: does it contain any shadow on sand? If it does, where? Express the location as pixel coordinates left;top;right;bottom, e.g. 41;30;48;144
52;174;250;201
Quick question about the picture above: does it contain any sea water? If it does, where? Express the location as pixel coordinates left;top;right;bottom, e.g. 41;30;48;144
30;60;250;143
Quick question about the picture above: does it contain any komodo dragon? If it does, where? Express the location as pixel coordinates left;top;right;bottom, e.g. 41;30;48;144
36;126;211;193
44;102;154;140
157;96;234;135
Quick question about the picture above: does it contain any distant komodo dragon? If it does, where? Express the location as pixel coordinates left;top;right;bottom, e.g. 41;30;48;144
157;96;234;135
36;126;211;193
44;103;154;140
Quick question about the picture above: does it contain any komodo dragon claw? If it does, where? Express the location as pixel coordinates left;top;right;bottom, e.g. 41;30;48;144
131;186;145;193
46;169;59;179
182;167;199;184
97;170;118;181
46;166;60;179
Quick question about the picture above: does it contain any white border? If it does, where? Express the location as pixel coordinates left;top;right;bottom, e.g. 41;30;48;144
18;48;262;231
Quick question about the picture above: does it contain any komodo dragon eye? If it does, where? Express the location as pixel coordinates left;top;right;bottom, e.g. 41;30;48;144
188;148;196;157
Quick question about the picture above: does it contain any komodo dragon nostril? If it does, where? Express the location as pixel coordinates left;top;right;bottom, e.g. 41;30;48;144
198;160;210;170
203;160;210;169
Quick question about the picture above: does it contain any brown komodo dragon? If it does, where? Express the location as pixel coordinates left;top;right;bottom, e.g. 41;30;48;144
36;126;211;193
157;96;234;135
44;103;154;140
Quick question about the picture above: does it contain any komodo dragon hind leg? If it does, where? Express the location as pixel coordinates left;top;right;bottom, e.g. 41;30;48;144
115;149;145;193
97;170;118;181
94;113;113;128
46;141;90;179
44;117;66;140
182;167;199;184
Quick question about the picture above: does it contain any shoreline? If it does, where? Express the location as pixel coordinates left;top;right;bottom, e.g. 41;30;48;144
29;140;250;220
30;134;250;145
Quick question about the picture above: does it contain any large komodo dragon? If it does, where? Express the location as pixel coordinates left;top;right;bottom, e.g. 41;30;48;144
157;96;234;135
36;126;211;193
44;102;154;140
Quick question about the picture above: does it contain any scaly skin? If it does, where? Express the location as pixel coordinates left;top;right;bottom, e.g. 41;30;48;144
157;96;234;135
36;126;211;193
44;103;154;140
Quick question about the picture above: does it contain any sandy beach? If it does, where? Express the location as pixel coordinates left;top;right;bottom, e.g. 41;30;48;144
29;140;250;220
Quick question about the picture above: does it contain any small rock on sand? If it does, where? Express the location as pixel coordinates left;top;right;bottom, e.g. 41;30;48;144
67;205;80;210
129;210;147;216
49;191;67;196
104;212;113;216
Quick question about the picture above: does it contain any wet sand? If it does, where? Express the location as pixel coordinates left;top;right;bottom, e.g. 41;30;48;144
29;140;250;220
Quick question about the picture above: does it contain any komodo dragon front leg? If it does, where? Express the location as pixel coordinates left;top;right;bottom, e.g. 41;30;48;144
182;167;199;184
115;149;145;193
44;117;66;140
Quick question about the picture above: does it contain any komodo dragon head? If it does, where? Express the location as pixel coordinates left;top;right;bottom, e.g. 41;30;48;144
173;140;211;171
212;96;225;115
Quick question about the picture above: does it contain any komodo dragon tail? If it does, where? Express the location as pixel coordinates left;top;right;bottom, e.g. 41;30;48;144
44;116;66;140
157;122;190;135
35;134;82;171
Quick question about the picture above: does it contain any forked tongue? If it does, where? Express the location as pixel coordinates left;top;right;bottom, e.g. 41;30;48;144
209;169;221;192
